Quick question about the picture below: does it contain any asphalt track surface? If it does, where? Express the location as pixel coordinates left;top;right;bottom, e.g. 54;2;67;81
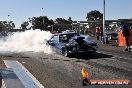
0;47;132;88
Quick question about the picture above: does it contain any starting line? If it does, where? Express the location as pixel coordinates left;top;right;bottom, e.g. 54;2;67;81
3;60;44;88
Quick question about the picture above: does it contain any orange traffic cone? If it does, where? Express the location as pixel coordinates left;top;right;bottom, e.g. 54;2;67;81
118;32;125;47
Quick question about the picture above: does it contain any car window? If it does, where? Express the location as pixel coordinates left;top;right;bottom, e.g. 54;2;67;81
59;33;80;43
69;33;80;38
51;35;58;42
59;34;69;43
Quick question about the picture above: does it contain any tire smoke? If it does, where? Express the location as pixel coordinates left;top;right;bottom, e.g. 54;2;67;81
0;29;53;54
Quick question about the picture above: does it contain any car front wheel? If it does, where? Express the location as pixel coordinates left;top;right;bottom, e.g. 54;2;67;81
62;48;70;57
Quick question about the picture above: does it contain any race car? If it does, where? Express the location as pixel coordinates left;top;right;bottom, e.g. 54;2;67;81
47;32;97;57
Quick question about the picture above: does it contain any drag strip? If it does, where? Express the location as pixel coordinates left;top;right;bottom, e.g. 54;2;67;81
1;51;132;88
4;60;44;88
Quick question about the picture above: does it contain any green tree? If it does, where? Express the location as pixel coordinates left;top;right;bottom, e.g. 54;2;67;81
86;10;103;35
0;21;15;31
68;17;72;24
31;16;54;31
11;23;15;29
0;21;3;31
21;21;29;30
55;17;72;31
2;21;8;30
86;10;103;21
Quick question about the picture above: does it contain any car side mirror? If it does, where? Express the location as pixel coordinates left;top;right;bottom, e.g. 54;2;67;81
48;40;55;46
50;42;55;46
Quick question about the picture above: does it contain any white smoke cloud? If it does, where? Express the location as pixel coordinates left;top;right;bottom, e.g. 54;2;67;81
0;29;53;54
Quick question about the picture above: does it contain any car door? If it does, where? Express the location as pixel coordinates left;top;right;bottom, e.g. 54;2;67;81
53;35;62;54
48;36;55;46
48;35;62;54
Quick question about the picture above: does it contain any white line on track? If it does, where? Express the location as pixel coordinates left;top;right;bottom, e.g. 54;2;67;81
4;60;44;88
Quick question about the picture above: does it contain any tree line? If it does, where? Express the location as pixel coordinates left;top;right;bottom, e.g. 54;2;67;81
0;10;103;32
0;21;15;31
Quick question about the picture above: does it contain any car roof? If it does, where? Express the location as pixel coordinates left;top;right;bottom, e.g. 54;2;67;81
54;32;78;36
60;32;79;35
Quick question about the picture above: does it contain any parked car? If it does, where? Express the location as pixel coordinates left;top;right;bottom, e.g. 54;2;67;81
107;31;118;40
46;32;97;57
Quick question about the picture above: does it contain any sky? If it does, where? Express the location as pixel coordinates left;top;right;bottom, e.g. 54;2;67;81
0;0;132;28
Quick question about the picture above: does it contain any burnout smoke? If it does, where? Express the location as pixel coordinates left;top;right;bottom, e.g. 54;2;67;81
0;29;53;54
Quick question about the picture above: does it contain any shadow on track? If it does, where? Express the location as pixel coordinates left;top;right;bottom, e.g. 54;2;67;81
70;52;113;60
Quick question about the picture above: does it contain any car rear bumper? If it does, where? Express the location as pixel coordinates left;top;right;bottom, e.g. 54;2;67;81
68;49;96;54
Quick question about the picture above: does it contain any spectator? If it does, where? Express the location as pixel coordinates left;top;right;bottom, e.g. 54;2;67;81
95;26;100;40
121;22;130;51
100;26;103;41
